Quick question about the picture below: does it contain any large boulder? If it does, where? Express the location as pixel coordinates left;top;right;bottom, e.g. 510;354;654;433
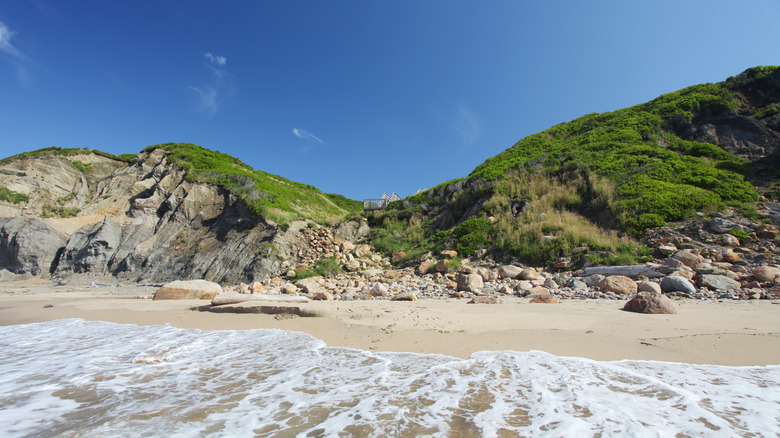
623;292;679;314
753;266;780;282
598;275;637;295
671;250;705;269
709;218;750;234
498;265;523;279
660;276;697;295
529;287;558;303
698;274;741;291
456;273;484;292
0;217;67;276
153;280;223;300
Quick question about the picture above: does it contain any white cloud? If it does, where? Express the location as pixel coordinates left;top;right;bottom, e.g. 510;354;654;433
0;21;20;57
292;127;326;145
190;52;235;116
0;20;30;85
454;103;481;148
205;52;226;66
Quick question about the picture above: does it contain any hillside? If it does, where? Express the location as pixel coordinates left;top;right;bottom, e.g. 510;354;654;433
0;144;365;283
368;66;780;267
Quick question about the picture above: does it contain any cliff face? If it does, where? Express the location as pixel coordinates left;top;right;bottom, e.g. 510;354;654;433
0;149;367;284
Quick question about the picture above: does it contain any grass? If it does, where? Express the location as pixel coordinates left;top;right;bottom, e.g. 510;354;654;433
142;143;360;225
0;147;135;166
294;256;342;280
0;187;29;204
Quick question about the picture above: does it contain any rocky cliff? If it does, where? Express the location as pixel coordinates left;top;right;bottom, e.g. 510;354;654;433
0;148;368;284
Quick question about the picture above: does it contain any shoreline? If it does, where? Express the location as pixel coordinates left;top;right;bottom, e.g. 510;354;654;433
1;282;778;366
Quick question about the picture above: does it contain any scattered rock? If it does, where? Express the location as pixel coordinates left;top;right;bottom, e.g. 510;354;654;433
456;273;484;292
529;288;558;304
753;266;780;282
637;280;662;294
392;291;418;301
698;274;741;291
370;282;389;297
468;296;497;304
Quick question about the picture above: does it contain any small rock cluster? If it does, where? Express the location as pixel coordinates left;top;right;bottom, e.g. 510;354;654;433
287;224;390;275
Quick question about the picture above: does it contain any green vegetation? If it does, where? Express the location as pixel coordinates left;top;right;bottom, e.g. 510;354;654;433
293;256;342;280
468;69;772;233
71;160;92;172
727;229;750;240
142;143;360;225
0;187;29;204
367;66;778;267
0;147;135;166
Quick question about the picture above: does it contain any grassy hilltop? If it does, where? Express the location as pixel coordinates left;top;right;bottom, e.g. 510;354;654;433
368;66;780;266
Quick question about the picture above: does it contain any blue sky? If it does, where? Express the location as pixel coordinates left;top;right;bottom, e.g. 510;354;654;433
1;1;778;201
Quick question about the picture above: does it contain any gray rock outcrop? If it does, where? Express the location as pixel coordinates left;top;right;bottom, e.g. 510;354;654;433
0;217;67;276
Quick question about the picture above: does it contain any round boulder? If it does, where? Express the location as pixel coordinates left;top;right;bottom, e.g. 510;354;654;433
660;276;697;295
623;292;679;314
153;280;223;300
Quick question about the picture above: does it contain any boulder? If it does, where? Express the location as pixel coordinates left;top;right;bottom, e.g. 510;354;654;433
281;283;298;294
698;274;741;291
709;218;750;234
370;282;389;297
637;280;662;294
598;275;637;295
441;250;458;258
623;292;679;314
753;266;780;282
417;260;433;275
456;273;484;292
153;280;222;300
392;252;406;262
467;296;498;304
434;259;448;273
310;291;333;301
474;267;497;282
519;267;539;280
392;291;418;301
660;276;697;295
498;265;523;279
672;250;705;269
529;288;558;304
344;259;361;272
250;282;265;293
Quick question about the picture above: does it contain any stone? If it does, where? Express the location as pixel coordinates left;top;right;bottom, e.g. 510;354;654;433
362;268;383;278
392;252;406;262
720;234;740;247
468;296;497;304
153;280;222;300
457;273;484;292
441;250;458;258
435;259;448;273
519;268;539;280
370;282;389;297
568;279;588;291
529;288;558;304
709;218;749;234
310;291;333;301
582;274;605;287
698;274;741;291
418;260;433;275
543;278;559;289
392;291;418;301
474;267;497;282
753;266;780;282
344;259;361;272
340;241;356;252
623;292;679;314
637;280;662;294
281;283;298;294
660;276;697;295
672;250;704;269
498;265;523;279
598;276;637;295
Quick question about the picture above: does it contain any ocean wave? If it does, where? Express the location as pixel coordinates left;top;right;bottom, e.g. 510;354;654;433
0;319;778;437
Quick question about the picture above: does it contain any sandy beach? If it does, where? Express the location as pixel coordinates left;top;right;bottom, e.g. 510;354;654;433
1;279;778;366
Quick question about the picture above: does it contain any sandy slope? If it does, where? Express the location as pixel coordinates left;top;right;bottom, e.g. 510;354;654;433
1;280;778;366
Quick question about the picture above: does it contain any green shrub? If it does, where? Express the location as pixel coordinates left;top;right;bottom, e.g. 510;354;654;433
294;256;342;281
452;218;493;256
727;229;749;240
71;160;92;172
0;187;29;204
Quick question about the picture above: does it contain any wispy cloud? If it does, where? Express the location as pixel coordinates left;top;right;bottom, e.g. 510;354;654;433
292;127;326;145
0;20;30;85
189;52;235;116
453;103;481;148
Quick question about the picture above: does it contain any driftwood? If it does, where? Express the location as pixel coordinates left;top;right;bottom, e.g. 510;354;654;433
211;292;310;306
204;304;322;317
581;264;664;279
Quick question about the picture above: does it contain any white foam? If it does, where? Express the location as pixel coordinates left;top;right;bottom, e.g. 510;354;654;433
0;319;778;437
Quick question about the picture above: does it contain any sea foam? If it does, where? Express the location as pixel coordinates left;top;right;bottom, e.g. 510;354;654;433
0;319;778;437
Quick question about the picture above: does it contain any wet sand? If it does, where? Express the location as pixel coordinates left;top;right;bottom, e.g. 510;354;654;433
1;279;778;366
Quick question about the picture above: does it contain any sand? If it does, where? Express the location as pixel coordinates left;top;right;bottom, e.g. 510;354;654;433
1;279;778;366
